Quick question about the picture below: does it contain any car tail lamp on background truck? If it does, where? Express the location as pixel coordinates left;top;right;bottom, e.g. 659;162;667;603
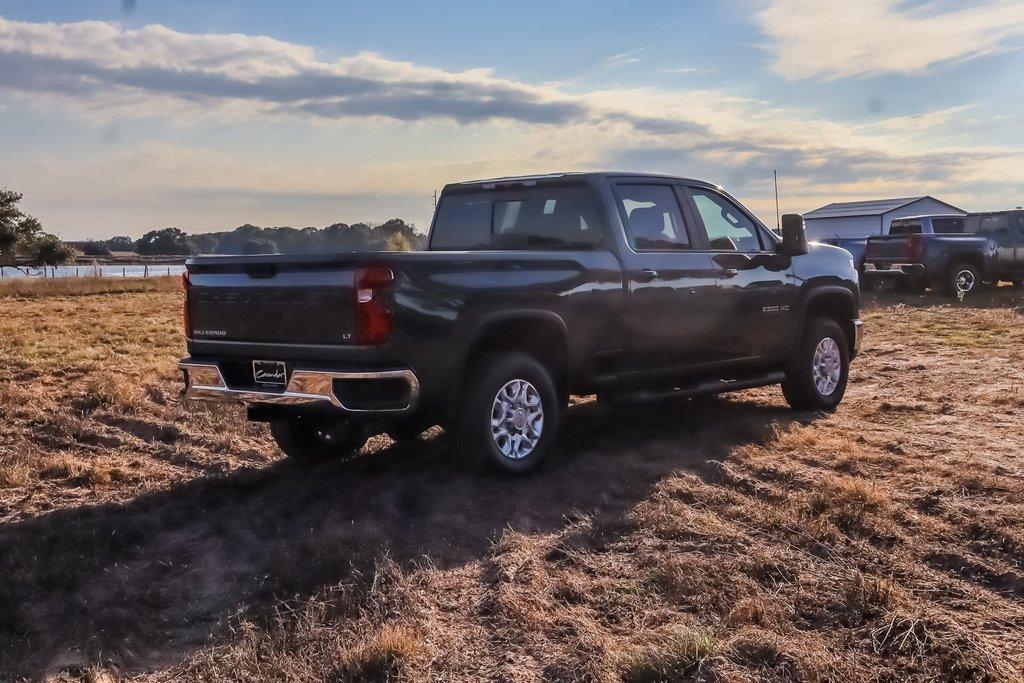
182;271;192;338
906;233;924;262
356;265;395;345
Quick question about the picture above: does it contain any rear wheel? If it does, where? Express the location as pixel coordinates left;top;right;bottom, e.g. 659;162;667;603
454;352;561;474
946;262;980;297
782;317;849;411
270;415;367;462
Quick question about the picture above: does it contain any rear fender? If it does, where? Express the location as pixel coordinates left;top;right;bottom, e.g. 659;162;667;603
449;309;570;415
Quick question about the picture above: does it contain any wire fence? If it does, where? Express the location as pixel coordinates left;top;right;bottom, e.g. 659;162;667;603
0;263;187;279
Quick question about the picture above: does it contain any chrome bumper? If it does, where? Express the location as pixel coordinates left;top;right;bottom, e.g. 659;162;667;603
179;362;419;413
853;319;863;357
863;263;922;273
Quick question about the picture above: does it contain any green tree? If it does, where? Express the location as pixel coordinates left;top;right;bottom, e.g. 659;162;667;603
189;233;219;254
135;227;198;256
0;189;74;269
82;240;113;257
240;237;279;254
105;235;136;252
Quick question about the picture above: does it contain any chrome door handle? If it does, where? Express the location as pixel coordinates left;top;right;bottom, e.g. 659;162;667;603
637;268;659;282
721;268;738;277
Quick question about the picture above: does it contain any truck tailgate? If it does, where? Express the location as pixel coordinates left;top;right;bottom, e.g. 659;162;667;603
187;260;357;346
865;236;912;261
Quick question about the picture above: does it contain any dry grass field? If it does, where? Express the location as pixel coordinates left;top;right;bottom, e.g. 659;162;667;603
1;277;1023;681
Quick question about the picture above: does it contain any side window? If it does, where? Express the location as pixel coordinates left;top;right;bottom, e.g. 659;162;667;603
616;185;691;251
977;214;1010;235
689;189;763;252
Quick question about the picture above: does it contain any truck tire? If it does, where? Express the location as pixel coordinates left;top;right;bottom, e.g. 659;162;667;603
946;262;980;296
270;415;366;462
455;352;561;474
781;317;849;411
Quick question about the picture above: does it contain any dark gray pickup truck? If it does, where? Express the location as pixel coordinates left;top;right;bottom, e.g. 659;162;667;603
864;211;1024;295
180;172;862;473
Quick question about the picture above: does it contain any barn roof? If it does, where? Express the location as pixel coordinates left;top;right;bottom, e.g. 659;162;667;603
804;197;926;219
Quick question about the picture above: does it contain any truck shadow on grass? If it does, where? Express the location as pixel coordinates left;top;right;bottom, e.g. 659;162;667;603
0;394;814;678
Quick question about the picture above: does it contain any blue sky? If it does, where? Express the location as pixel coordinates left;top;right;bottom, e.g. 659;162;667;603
1;0;1022;239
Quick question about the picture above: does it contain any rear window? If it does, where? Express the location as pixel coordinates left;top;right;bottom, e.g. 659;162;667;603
429;186;605;250
931;217;965;233
889;220;921;235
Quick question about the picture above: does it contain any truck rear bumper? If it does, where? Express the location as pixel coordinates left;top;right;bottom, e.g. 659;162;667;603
179;362;420;414
863;262;925;276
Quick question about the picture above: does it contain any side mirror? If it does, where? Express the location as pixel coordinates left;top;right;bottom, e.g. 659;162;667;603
779;213;809;256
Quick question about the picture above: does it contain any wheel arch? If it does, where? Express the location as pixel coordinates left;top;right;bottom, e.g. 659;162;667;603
452;309;570;417
945;252;985;276
796;285;859;359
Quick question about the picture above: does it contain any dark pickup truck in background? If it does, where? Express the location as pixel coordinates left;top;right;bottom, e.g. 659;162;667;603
864;210;1024;295
180;172;862;473
822;214;966;287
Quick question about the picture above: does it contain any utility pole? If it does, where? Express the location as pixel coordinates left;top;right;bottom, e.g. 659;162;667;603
432;189;438;209
773;169;781;230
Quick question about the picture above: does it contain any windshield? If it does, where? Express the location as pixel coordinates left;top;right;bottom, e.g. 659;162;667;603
429;185;605;250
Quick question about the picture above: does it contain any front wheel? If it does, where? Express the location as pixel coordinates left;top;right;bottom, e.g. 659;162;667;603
781;317;850;411
454;352;561;474
270;415;367;462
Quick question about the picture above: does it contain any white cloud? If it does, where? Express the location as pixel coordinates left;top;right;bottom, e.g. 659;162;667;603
0;15;1021;237
0;17;586;126
660;67;715;76
758;0;1024;79
604;47;647;68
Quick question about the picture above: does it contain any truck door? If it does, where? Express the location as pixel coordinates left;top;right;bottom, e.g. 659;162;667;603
683;186;797;363
610;181;722;375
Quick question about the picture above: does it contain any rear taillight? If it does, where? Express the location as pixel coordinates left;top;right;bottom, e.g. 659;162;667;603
907;234;924;261
356;265;395;345
182;271;193;338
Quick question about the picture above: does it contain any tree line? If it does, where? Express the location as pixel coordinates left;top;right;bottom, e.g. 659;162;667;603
84;219;425;256
3;187;426;263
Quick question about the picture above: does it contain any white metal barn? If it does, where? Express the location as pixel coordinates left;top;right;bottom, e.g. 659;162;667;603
802;196;966;240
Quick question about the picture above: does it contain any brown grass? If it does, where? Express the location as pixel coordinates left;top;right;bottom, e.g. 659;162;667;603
0;275;180;299
1;281;1023;681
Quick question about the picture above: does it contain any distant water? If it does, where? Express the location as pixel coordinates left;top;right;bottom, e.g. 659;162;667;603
0;264;186;279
